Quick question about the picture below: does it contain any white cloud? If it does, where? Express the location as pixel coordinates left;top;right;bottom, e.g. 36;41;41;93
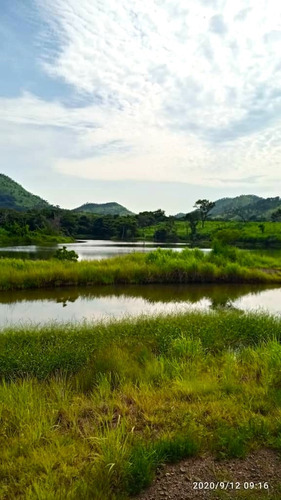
2;0;281;189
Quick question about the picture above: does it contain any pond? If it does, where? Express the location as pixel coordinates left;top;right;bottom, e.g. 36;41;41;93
1;283;281;329
0;240;193;260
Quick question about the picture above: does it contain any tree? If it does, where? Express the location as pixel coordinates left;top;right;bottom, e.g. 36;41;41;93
226;206;253;223
54;246;78;261
153;224;177;242
185;211;200;242
193;199;215;228
137;209;166;227
271;208;281;222
116;216;137;240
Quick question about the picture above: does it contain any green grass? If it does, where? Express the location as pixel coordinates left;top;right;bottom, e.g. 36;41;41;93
0;246;281;291
0;227;73;246
1;311;281;498
141;220;281;247
203;220;281;248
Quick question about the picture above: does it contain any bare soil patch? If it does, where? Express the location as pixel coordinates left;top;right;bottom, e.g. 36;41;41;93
135;449;281;499
258;268;281;275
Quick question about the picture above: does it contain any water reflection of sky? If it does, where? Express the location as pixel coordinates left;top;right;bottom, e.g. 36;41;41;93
0;240;191;261
233;289;281;315
1;287;281;329
0;296;211;329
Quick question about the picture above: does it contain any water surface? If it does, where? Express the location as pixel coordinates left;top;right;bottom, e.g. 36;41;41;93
0;240;191;261
1;283;280;329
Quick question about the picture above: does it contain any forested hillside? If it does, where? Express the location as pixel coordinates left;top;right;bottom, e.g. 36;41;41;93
209;195;281;221
73;202;134;216
0;174;49;210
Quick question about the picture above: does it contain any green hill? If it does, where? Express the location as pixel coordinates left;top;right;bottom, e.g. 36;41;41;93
0;174;49;210
209;195;281;221
174;212;186;219
73;202;134;216
209;195;259;217
175;195;281;221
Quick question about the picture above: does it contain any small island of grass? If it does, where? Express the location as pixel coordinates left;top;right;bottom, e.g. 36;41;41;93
0;245;281;291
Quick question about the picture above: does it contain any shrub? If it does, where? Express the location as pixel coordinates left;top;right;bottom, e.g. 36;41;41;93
54;246;78;262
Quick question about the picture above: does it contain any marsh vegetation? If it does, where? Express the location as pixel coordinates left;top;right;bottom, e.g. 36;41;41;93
1;246;281;292
1;312;281;498
1;246;281;498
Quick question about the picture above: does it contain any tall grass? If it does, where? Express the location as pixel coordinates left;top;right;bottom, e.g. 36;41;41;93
1;311;281;379
1;311;281;498
1;247;281;290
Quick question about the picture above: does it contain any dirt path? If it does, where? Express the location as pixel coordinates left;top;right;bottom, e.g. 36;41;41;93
135;449;281;499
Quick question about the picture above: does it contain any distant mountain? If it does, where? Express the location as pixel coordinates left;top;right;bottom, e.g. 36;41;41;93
209;195;260;217
0;174;49;210
73;202;134;216
2;173;280;222
175;195;281;221
209;195;281;221
174;212;186;219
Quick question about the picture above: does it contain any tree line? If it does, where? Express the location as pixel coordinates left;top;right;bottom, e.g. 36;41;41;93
2;198;281;244
0;200;217;243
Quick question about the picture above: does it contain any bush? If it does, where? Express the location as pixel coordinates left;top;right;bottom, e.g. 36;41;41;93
213;229;241;245
54;246;78;262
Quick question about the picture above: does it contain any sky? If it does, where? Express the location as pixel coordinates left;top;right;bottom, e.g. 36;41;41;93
1;0;281;214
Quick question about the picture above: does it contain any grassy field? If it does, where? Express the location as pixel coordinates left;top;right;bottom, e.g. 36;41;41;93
142;220;281;247
1;311;281;498
1;246;281;291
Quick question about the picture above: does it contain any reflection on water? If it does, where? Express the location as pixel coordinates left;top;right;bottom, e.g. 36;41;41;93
0;283;280;329
1;241;280;262
0;240;192;261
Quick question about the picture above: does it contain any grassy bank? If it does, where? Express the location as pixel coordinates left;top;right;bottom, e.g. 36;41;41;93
1;311;281;499
0;222;75;246
0;233;74;246
1;247;281;291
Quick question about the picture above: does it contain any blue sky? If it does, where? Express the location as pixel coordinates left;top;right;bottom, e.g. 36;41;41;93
1;0;281;213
